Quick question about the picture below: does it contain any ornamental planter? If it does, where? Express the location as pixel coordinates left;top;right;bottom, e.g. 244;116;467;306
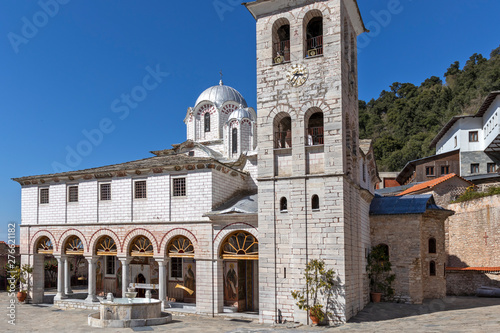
17;291;27;302
371;292;382;303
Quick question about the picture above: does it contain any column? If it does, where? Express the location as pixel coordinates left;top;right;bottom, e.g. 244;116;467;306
155;258;168;308
119;257;132;297
85;256;98;302
64;256;73;295
54;256;67;301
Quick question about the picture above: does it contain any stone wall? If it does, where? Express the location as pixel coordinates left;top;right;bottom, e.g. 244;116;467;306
446;271;500;296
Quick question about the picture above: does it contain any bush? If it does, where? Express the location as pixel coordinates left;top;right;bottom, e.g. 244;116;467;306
452;186;500;203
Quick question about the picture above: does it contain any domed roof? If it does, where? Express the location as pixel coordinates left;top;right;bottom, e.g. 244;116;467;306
228;106;255;122
195;81;247;109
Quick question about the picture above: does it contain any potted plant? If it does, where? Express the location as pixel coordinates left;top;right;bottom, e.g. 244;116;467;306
10;264;33;302
366;245;395;302
291;259;336;325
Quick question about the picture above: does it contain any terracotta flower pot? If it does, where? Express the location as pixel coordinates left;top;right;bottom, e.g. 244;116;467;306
371;292;382;303
309;313;320;325
17;291;27;302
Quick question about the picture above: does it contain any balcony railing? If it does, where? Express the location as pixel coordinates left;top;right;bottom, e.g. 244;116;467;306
273;40;290;64
306;35;323;57
307;127;324;146
275;131;292;148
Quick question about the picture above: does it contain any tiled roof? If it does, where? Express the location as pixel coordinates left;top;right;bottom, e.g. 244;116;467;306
446;267;500;272
397;173;472;196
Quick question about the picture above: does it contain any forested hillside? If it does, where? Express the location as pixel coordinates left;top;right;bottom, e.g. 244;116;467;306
359;46;500;172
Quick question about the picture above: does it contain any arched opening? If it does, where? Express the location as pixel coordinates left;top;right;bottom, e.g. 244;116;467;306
167;236;196;303
129;236;154;257
204;112;211;132
377;243;390;260
63;236;86;294
232;128;238;154
272;19;290;64
429;238;437;254
430;261;436;276
128;236;157;298
95;236;119;297
220;231;259;312
311;195;320;210
307;112;324;146
34;236;56;298
280;197;288;212
305;15;323;57
274;114;292;148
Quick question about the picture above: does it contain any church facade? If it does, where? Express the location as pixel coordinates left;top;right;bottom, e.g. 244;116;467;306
15;0;382;324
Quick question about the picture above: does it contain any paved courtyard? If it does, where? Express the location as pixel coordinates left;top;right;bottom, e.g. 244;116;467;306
3;292;500;332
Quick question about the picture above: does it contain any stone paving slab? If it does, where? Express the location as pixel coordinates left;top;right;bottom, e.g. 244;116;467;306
2;292;500;332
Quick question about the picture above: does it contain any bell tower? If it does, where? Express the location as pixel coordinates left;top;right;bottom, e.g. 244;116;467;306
245;0;371;324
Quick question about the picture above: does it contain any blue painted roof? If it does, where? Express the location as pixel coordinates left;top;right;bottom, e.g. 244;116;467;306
370;194;445;215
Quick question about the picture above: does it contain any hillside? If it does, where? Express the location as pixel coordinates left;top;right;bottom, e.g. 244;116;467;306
359;46;500;172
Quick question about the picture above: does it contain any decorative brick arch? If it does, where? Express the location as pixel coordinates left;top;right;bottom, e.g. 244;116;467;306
213;222;259;257
88;229;122;255
58;229;88;255
265;104;297;123
30;230;58;254
159;228;198;255
122;228;159;254
296;3;329;24
301;100;331;115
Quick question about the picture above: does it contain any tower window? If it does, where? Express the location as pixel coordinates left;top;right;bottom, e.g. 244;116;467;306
430;261;436;276
280;197;288;212
429;238;436;254
305;16;323;57
275;115;292;148
273;20;290;64
232;128;238;154
311;195;319;210
204;113;211;132
307;112;324;146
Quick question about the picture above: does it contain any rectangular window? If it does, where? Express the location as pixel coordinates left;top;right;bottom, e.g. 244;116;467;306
100;183;111;201
426;166;434;176
173;178;186;197
134;180;147;199
441;165;450;175
454;136;457;147
170;258;182;279
487;163;496;173
105;256;116;276
470;163;480;174
469;131;478;142
68;185;78;202
40;188;49;204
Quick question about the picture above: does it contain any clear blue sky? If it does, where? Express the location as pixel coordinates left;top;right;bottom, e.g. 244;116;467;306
1;0;499;242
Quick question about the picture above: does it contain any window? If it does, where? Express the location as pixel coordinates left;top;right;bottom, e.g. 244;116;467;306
274;115;292;148
134;180;147;199
170;257;182;279
188;151;195;157
430;261;436;276
40;188;49;204
100;183;111;201
280;197;287;212
487;163;496;173
105;256;116;276
454;136;457;147
204;112;210;132
273;21;290;64
377;244;390;260
426;166;434;176
441;165;450;175
173;178;186;197
232;128;238;154
470;164;480;174
306;111;324;146
363;164;366;182
311;195;319;210
68;185;78;203
469;131;478;142
305;14;323;57
429;238;436;254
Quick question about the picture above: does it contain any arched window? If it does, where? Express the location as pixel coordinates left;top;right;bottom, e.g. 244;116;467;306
306;16;323;57
36;236;53;254
220;231;258;260
129;236;154;257
232;128;238;154
311;195;319;210
307;111;324;146
273;19;290;64
430;261;436;276
280;197;287;212
378;243;390;260
204;112;210;132
275;114;292;148
429;238;436;254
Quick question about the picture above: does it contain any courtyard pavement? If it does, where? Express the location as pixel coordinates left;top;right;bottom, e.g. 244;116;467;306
2;292;500;332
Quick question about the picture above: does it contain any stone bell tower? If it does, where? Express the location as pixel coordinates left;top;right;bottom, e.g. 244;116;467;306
245;0;371;324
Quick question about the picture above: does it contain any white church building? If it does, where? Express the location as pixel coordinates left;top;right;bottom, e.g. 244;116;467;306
14;0;382;324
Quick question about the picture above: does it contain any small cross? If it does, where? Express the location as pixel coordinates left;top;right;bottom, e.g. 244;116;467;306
219;70;224;85
484;232;488;246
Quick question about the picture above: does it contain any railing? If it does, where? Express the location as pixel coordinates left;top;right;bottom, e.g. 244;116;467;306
307;127;324;146
306;35;323;57
273;40;290;64
275;131;292;148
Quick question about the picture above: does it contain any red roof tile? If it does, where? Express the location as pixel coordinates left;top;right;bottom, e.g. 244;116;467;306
397;173;472;196
446;267;500;272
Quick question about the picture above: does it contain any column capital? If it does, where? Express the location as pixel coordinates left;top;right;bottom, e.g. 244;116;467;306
153;257;169;265
54;254;67;260
118;257;132;265
84;256;99;264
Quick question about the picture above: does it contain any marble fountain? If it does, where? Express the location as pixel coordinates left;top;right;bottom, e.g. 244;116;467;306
88;288;172;328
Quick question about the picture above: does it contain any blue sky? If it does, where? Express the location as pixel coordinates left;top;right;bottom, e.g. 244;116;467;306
1;0;499;242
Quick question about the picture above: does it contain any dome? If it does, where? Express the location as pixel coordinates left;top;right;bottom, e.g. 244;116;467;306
195;81;247;109
228;107;255;122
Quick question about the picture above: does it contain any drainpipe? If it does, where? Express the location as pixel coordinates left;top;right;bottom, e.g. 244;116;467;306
273;179;277;323
304;178;309;326
212;227;214;318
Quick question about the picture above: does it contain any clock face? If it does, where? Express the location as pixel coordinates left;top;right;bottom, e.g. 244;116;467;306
286;64;308;87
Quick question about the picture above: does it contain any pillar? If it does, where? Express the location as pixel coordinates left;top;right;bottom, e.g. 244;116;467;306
29;254;45;304
154;258;168;308
85;256;98;303
64;256;73;295
119;257;132;297
54;256;67;301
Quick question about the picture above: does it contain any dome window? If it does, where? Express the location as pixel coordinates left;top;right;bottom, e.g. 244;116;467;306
232;128;238;154
204;112;211;132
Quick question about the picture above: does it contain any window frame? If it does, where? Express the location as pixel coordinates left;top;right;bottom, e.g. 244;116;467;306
100;183;111;201
470;163;480;174
40;188;49;205
172;177;187;198
204;112;211;133
232;128;238;154
441;165;450;175
425;166;435;176
134;180;147;199
487;163;496;173
105;256;116;277
469;131;479;142
169;257;183;281
67;185;79;203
